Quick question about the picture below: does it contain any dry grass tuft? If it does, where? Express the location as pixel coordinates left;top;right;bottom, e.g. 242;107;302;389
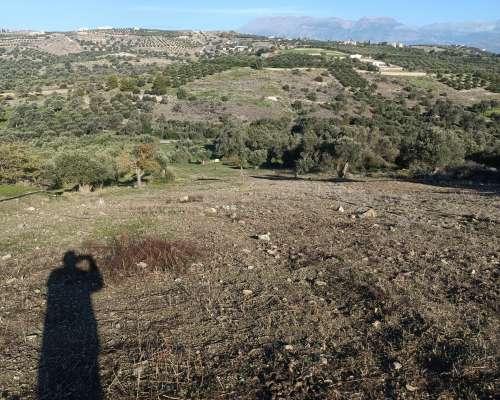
87;236;199;282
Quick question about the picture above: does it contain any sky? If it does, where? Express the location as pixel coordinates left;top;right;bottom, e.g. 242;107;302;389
1;0;499;31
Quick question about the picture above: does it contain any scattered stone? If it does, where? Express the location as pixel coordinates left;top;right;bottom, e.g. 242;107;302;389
406;384;417;392
320;356;328;365
257;233;271;241
2;254;12;261
26;334;38;341
243;289;253;296
136;262;148;269
180;194;204;203
355;208;377;219
336;206;345;213
223;204;237;211
284;344;294;351
315;280;327;287
372;320;382;329
242;249;251;254
26;207;36;212
206;208;217;215
267;248;279;258
393;361;403;370
247;265;255;271
6;278;16;284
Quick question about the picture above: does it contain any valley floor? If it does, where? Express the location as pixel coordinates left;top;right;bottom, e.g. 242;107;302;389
1;166;499;399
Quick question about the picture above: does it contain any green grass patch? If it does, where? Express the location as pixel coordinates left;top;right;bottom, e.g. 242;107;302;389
170;163;242;181
215;67;256;80
93;217;157;242
484;107;500;117
0;184;39;199
282;48;346;58
400;76;443;91
0;107;13;129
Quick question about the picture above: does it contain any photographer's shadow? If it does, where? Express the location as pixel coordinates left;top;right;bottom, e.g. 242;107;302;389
38;251;103;400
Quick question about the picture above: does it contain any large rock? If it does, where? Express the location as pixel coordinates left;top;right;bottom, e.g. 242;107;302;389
355;208;377;219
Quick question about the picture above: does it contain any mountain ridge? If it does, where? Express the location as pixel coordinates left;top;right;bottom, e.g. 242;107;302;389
240;16;500;52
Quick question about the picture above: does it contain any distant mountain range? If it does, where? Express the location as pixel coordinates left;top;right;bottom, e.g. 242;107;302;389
240;16;500;53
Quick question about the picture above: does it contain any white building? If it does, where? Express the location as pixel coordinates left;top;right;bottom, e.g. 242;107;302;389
390;42;405;48
350;54;363;60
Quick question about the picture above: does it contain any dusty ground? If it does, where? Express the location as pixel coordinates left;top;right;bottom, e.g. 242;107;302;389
0;166;499;399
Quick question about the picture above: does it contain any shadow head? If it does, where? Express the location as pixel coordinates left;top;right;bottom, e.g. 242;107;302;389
63;251;79;269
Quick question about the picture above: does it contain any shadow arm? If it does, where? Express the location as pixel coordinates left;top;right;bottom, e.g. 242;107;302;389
79;255;104;290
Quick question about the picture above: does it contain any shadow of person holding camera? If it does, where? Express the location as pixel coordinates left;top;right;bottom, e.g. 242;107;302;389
38;251;104;400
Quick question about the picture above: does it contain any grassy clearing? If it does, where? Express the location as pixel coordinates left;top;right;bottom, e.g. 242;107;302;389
170;162;266;181
186;67;286;104
399;76;443;90
216;67;257;80
282;48;346;58
0;184;40;199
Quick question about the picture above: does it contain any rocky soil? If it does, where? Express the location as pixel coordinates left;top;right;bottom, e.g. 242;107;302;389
1;172;499;399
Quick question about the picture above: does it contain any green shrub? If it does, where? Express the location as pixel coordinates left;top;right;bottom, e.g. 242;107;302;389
412;128;465;169
153;168;176;183
0;142;41;184
46;151;114;189
306;92;318;102
247;149;268;168
176;88;188;100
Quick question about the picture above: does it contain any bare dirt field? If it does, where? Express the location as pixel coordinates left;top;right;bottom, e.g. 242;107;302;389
1;167;499;399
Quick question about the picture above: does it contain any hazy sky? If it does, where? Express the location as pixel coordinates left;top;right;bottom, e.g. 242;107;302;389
1;0;499;31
